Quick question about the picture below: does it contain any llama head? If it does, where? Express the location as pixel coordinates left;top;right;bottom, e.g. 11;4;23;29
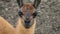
17;0;41;29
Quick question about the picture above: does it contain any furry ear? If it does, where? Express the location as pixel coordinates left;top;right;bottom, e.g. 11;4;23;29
17;0;23;8
33;0;41;9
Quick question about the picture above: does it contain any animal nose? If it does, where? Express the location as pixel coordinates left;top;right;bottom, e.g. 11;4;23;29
25;12;30;20
26;17;29;20
26;15;30;20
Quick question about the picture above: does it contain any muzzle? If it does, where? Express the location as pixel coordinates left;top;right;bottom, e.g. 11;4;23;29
24;20;31;28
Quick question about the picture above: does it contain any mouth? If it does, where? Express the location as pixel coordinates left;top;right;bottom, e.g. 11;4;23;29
24;20;31;29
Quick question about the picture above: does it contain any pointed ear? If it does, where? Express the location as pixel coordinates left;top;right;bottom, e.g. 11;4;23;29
17;0;23;8
33;0;41;9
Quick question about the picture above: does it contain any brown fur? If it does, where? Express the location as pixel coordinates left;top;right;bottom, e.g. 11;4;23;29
0;16;15;34
21;4;35;14
15;18;36;34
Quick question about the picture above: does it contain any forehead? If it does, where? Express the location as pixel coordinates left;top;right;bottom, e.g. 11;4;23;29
22;4;34;10
21;4;35;14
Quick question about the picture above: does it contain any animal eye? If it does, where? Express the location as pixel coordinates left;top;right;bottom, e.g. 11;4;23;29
32;12;37;18
18;11;23;17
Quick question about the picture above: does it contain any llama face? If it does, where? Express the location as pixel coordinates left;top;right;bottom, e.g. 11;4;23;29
18;4;37;28
17;0;41;28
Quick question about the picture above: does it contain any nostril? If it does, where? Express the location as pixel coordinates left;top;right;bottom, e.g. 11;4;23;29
25;20;30;23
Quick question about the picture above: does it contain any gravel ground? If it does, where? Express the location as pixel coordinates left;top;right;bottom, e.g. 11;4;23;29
0;0;60;34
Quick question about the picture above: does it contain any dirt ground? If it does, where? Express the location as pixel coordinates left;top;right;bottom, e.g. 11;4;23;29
0;0;60;34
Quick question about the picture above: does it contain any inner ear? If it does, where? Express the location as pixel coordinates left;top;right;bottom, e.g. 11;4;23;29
33;0;41;9
17;0;23;8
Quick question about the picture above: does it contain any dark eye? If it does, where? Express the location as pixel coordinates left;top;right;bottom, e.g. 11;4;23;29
18;11;23;17
32;12;37;18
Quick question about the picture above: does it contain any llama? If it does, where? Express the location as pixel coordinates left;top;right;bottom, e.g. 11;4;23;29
0;16;15;34
16;0;41;34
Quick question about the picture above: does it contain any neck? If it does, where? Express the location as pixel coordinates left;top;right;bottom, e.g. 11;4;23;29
16;18;36;34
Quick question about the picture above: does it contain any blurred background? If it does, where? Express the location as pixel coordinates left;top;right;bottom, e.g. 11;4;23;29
0;0;60;34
